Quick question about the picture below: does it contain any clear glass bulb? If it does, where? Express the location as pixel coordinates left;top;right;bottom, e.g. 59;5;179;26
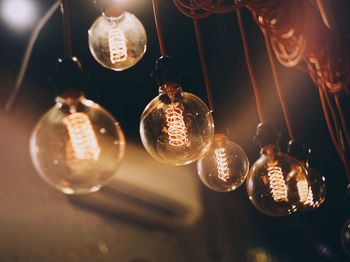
197;133;249;192
140;83;214;165
246;144;308;216
298;163;326;211
88;10;147;71
30;92;125;194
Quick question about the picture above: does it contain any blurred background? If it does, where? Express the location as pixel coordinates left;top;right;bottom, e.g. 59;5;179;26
0;0;349;261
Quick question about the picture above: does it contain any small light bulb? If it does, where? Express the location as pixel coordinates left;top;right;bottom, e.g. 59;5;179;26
88;8;147;71
247;144;308;216
197;133;249;192
30;92;125;194
287;141;326;211
140;83;214;166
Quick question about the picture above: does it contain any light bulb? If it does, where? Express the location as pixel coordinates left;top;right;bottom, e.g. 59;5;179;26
197;133;249;192
287;141;326;211
88;8;147;71
30;92;125;194
140;83;214;165
247;144;308;216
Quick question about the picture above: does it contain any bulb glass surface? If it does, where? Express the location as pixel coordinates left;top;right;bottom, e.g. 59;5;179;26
30;94;125;194
140;85;214;165
88;11;147;71
197;133;249;192
246;145;308;216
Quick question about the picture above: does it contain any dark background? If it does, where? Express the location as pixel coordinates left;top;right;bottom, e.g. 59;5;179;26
0;0;350;261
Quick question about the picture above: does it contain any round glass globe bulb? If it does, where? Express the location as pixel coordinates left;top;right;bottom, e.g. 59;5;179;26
88;10;147;71
197;133;249;192
30;93;125;194
140;84;214;165
246;144;308;216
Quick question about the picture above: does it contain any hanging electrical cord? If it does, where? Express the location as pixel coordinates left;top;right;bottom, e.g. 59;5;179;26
263;33;296;141
315;0;331;29
335;95;350;150
152;0;167;56
191;16;215;111
261;10;350;181
235;3;266;123
319;85;350;182
61;0;73;58
173;0;247;19
4;0;61;112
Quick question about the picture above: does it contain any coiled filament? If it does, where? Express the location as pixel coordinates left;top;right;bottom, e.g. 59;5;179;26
306;187;314;206
65;140;92;172
63;112;101;160
297;178;309;204
267;165;288;202
108;27;127;64
165;102;188;147
215;148;230;182
297;177;314;206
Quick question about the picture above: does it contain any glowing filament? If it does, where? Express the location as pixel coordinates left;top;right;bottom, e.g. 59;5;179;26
297;178;309;204
65;140;92;173
267;165;288;202
215;148;230;182
165;102;188;147
108;27;127;64
63;112;101;160
306;187;314;206
297;177;314;206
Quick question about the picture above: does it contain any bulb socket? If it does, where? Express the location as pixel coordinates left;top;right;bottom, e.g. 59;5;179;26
253;123;280;148
94;0;124;14
50;57;84;95
287;141;311;162
211;111;228;135
103;6;124;17
151;56;182;87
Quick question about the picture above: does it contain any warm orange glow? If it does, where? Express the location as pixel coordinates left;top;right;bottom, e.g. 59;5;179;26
215;148;230;182
267;165;288;202
306;186;314;206
63;112;101;160
108;27;127;64
165;102;188;147
297;175;314;206
297;178;309;204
